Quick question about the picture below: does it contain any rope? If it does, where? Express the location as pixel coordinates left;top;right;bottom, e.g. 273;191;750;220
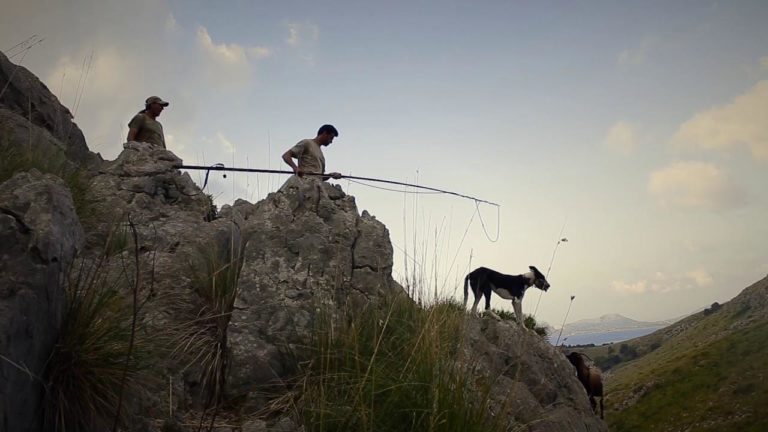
175;164;500;207
346;178;442;194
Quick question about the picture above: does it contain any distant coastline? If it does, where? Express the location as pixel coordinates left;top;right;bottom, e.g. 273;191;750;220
551;327;662;346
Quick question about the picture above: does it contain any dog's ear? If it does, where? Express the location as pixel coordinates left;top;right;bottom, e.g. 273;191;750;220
529;266;545;279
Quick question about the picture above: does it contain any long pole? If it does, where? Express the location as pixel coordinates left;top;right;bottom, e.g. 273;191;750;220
555;295;576;346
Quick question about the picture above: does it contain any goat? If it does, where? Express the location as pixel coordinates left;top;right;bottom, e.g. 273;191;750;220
463;266;550;326
566;352;604;419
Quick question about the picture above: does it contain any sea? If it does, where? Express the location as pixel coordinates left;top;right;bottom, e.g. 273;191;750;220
550;327;662;346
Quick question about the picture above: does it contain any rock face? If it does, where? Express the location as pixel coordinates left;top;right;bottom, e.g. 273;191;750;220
0;171;85;432
0;51;96;167
467;318;607;432
228;176;401;395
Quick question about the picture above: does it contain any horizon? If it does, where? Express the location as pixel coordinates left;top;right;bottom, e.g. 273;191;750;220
2;0;767;326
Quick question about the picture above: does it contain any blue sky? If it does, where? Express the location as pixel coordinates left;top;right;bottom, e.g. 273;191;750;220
2;0;767;326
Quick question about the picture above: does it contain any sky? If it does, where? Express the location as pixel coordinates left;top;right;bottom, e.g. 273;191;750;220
2;0;767;327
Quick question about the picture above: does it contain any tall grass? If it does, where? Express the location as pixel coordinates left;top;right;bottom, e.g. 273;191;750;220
296;294;506;432
167;235;244;412
42;230;152;431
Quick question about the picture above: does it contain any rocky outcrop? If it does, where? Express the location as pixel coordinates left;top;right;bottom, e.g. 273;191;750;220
468;318;607;431
0;170;85;432
0;51;96;167
228;176;401;395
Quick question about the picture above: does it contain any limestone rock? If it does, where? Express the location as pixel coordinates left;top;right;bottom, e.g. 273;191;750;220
0;51;96;166
0;170;85;432
227;176;403;395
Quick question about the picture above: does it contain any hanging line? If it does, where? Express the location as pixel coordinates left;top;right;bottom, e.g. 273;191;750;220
176;164;500;207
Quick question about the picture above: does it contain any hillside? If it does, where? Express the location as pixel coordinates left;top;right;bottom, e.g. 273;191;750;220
577;275;768;432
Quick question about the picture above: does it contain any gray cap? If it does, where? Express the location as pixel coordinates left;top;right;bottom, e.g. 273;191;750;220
145;96;169;107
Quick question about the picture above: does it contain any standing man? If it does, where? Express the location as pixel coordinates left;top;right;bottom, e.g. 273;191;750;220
282;124;342;180
127;96;169;149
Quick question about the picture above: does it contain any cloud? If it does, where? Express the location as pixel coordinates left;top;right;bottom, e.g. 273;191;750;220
195;26;272;87
216;132;236;153
648;161;745;210
165;13;178;33
285;22;319;47
685;269;714;287
248;46;273;59
761;57;768;71
612;270;709;295
612;280;648;294
604;121;638;155
670;81;768;160
618;37;658;67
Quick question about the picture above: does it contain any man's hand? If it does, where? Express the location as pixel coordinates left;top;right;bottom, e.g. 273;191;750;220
328;172;342;180
295;167;305;177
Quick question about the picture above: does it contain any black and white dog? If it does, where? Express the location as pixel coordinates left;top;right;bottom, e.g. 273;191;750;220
463;266;550;325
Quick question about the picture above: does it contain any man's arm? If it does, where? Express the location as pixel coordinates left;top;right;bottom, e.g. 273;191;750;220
282;150;302;176
127;128;139;142
127;113;143;142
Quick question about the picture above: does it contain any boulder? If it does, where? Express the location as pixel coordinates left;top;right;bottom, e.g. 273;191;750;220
0;170;85;432
227;176;403;396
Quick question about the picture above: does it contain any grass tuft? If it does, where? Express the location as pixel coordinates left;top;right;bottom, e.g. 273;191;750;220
167;235;244;409
42;254;152;431
296;294;506;432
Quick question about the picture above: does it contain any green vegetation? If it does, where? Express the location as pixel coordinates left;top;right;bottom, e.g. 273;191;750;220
42;237;152;431
296;295;508;432
168;238;244;408
576;277;768;432
609;321;768;432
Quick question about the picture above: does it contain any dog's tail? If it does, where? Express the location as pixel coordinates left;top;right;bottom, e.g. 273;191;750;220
463;273;471;308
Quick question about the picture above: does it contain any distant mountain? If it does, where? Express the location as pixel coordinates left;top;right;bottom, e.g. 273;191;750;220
550;314;675;345
576;275;768;432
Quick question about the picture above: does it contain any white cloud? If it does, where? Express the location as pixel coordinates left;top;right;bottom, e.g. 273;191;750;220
618;37;658;67
685;269;714;287
612;270;708;295
248;46;273;60
197;26;250;67
760;56;768;71
604;121;638;155
216;132;236;154
612;280;648;294
285;22;319;47
165;13;178;33
670;81;768;160
648;161;745;210
195;26;273;87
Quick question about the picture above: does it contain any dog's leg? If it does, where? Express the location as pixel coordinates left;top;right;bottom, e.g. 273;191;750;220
471;278;482;315
512;297;524;327
483;282;493;311
463;275;470;309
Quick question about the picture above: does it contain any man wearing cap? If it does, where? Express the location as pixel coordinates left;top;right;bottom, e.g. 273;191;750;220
282;124;342;181
127;96;169;149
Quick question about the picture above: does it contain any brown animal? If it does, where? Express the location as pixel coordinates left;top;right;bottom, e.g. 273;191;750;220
566;352;604;419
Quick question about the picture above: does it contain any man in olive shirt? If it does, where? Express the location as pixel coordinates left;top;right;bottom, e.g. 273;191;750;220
127;96;169;148
282;124;342;180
